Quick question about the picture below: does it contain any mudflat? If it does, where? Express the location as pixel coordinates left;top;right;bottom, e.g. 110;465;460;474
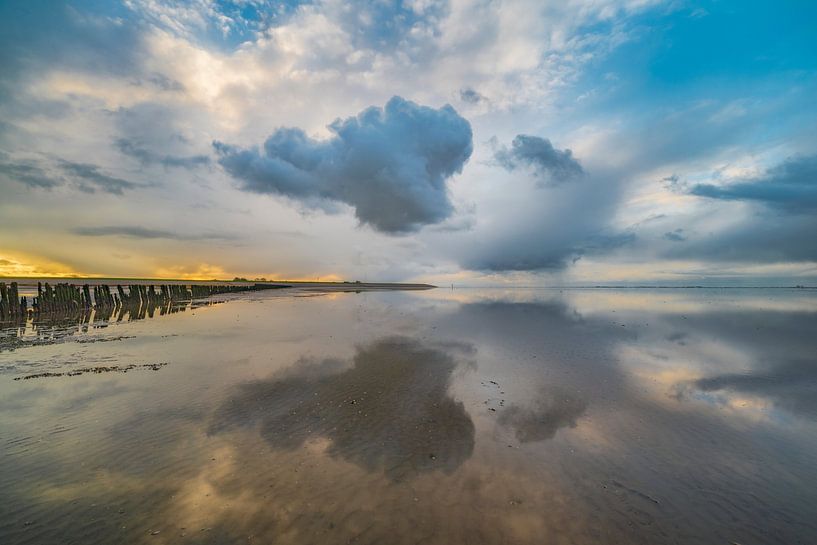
1;287;816;545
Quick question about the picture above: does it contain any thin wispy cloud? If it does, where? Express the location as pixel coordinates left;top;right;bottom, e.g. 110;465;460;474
72;226;235;241
58;160;140;195
0;160;60;189
116;138;211;169
1;156;142;194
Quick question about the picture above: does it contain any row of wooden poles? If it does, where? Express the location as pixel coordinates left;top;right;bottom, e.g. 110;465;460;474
0;281;284;319
36;295;196;328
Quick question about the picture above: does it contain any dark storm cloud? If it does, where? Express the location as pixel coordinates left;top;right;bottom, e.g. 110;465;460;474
58;160;139;195
689;155;817;212
464;234;633;272
72;226;233;241
494;135;584;185
460;157;631;272
458;133;628;271
116;138;210;168
215;96;473;233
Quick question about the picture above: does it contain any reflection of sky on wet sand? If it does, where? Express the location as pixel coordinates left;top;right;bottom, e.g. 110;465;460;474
1;288;817;544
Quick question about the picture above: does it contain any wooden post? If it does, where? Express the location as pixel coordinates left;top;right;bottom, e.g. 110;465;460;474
9;282;17;315
0;282;7;319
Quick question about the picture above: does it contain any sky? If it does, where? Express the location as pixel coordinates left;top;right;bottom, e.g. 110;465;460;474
0;0;815;285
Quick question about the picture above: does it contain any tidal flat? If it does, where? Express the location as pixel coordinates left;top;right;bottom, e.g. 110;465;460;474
1;287;816;545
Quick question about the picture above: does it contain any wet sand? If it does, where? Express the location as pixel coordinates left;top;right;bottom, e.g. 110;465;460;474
1;287;816;544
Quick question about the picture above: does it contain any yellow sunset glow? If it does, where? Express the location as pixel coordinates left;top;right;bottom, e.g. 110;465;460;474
0;253;90;278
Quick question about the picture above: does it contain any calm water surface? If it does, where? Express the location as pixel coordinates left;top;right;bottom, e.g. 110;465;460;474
1;288;816;544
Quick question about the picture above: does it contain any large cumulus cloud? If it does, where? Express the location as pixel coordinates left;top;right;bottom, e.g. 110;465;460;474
214;96;473;234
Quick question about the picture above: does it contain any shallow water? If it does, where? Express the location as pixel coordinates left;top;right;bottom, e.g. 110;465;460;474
1;287;816;545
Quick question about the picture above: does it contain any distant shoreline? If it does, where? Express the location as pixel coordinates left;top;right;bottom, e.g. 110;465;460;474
1;277;814;290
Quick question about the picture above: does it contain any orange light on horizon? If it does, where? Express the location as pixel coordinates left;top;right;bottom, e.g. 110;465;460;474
0;252;92;279
2;250;376;284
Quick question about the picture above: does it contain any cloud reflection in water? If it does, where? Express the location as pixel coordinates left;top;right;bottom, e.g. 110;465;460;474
499;387;587;443
209;336;475;480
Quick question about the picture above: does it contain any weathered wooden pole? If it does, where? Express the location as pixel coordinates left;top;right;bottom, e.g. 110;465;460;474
0;282;7;319
9;282;20;316
43;283;52;312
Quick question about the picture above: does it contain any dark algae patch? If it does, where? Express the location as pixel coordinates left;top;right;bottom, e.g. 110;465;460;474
14;362;168;380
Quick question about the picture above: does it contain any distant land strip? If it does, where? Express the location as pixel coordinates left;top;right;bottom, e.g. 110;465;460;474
0;278;437;321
